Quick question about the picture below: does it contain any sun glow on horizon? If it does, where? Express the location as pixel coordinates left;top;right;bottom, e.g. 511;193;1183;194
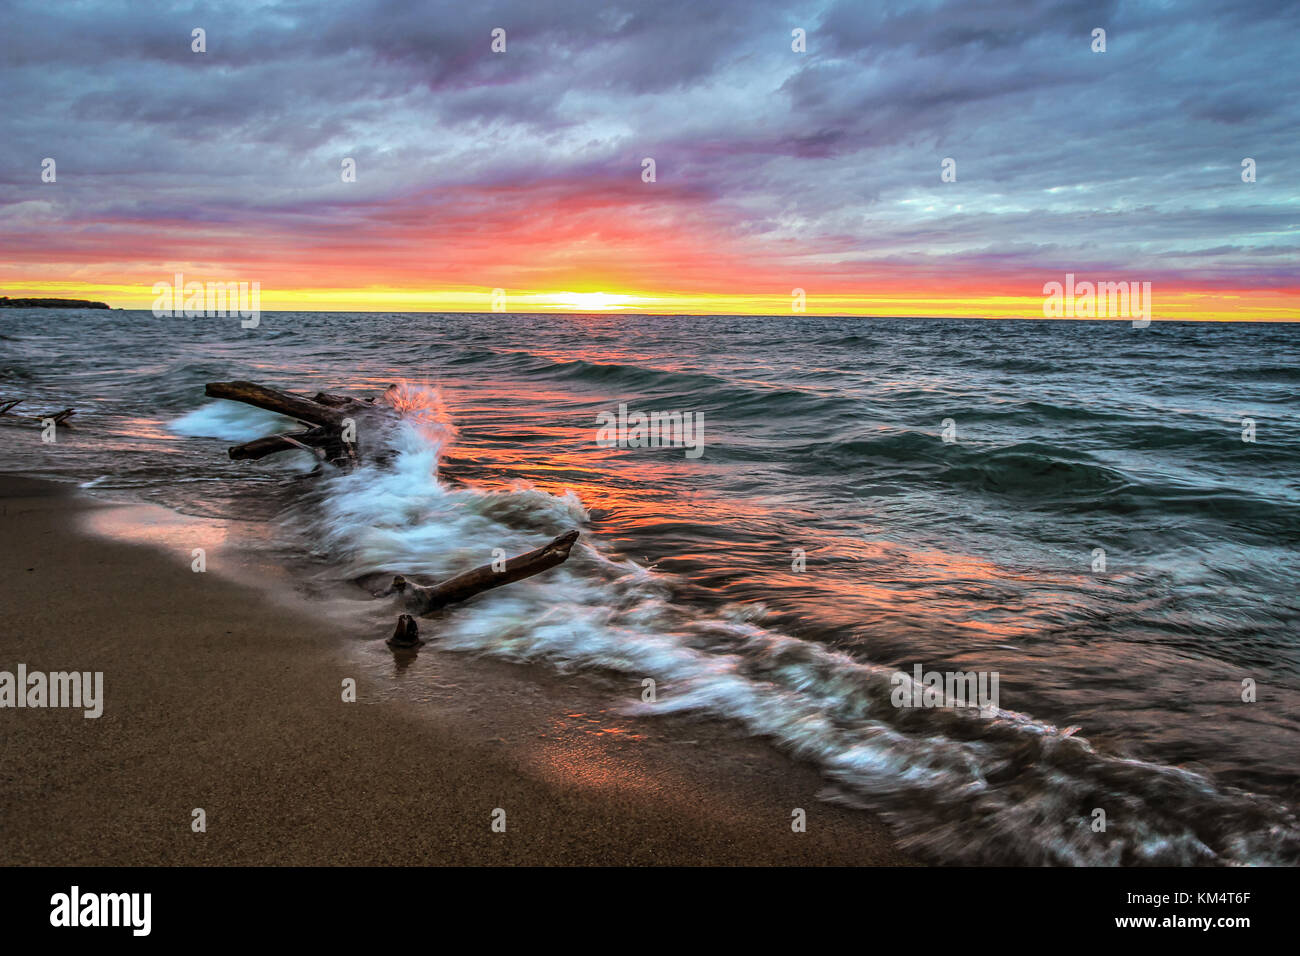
4;280;1296;321
543;291;640;311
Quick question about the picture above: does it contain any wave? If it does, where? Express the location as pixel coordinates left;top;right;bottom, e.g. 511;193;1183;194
943;444;1130;497
449;347;863;422
793;434;1128;497
233;385;1299;865
962;357;1063;374
1221;364;1300;383
813;333;883;348
794;433;1300;535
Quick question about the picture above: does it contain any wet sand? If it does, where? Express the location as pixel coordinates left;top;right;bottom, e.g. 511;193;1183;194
0;474;912;865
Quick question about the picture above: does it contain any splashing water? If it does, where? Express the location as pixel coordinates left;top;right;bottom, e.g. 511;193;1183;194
5;310;1298;865
272;384;1300;866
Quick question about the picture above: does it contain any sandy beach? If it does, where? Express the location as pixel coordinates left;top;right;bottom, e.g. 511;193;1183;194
0;474;910;866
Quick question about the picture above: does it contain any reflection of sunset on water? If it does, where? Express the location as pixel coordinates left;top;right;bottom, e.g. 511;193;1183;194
6;306;1297;866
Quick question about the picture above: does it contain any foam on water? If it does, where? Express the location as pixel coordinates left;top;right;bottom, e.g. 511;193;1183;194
6;306;1295;865
264;386;1300;866
169;401;299;442
168;402;324;474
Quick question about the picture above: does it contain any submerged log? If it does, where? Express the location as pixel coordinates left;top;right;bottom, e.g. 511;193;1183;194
385;530;580;617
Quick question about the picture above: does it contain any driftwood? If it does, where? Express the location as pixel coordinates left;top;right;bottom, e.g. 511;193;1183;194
0;399;75;427
382;530;581;616
206;381;350;428
204;380;393;465
388;614;422;648
208;380;582;639
228;427;337;461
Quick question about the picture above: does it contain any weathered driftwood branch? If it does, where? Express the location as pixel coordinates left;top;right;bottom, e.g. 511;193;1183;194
0;399;75;427
311;391;377;410
227;426;337;461
205;381;348;428
385;530;581;617
206;380;397;464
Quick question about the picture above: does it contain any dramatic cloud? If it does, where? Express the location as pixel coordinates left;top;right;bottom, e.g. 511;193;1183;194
1;0;1296;316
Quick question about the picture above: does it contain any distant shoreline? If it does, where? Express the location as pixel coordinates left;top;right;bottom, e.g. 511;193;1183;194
0;296;110;309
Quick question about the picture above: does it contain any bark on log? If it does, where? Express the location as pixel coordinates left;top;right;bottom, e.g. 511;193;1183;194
310;391;376;410
205;381;346;428
387;530;580;616
227;427;336;461
207;381;396;465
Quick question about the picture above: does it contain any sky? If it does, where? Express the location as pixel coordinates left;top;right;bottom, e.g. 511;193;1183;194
0;0;1296;319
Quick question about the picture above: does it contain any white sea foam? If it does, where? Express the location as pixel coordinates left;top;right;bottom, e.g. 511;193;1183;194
275;385;1300;865
169;400;297;442
168;401;323;472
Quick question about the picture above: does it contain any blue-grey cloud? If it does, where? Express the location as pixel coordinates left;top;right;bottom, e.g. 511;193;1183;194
0;0;1296;289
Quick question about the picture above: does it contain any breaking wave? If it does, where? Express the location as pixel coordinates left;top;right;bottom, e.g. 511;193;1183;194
197;385;1300;866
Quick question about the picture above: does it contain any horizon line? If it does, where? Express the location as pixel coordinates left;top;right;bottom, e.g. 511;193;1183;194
4;304;1295;324
4;283;1297;323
